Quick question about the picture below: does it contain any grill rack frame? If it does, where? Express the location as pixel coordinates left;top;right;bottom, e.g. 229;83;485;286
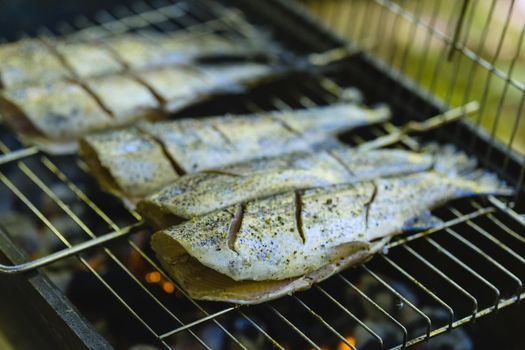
0;0;523;349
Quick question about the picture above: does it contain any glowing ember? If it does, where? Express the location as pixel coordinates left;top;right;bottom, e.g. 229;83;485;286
162;281;176;294
145;271;161;283
337;336;356;350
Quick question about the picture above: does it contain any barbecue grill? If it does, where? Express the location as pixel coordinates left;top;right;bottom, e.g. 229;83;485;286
0;0;523;349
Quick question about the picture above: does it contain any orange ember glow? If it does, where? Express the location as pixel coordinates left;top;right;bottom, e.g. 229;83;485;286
145;271;161;283
337;336;357;350
162;281;175;294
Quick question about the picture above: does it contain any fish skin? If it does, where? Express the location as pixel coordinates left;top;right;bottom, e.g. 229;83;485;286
135;63;276;113
0;31;270;89
271;103;390;136
79;129;178;201
153;171;509;282
103;32;270;70
138;113;313;174
82;103;390;202
49;40;124;79
138;148;433;225
84;74;162;124
0;80;113;153
139;103;389;173
151;233;385;304
0;39;72;89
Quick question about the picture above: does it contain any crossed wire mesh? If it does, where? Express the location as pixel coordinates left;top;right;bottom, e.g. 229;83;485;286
0;0;523;349
302;0;525;199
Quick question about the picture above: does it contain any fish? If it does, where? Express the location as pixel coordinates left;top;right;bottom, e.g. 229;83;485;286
80;128;179;201
138;147;447;227
152;232;385;304
103;31;272;70
0;39;72;89
0;80;113;154
0;29;272;89
134;62;278;112
48;40;125;79
83;74;162;124
151;170;510;303
80;103;390;202
1;62;283;154
0;75;161;154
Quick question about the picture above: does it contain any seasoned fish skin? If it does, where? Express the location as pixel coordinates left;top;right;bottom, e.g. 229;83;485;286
138;148;433;225
271;103;390;135
154;172;508;281
135;63;275;112
103;32;270;70
134;65;209;108
85;74;162;124
79;129;178;201
138;152;348;226
50;41;124;78
82;103;389;202
139;114;313;174
151;233;385;304
0;81;112;153
0;39;71;89
139;102;389;173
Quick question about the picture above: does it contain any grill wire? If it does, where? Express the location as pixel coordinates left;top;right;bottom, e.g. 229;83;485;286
0;0;523;349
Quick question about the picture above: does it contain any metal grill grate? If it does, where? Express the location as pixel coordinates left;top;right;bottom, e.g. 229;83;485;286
0;0;524;349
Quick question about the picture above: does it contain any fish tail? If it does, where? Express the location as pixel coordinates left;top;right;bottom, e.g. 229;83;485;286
424;143;513;196
453;170;513;197
426;143;477;176
464;170;513;196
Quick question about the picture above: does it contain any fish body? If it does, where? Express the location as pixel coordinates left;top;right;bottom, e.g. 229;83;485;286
152;232;386;304
49;40;124;78
2;62;282;154
103;32;270;70
81;103;390;201
80;129;178;200
0;81;112;153
0;39;72;89
135;63;275;112
0;30;271;89
138;148;434;226
0;75;161;154
152;171;508;294
84;74;162;124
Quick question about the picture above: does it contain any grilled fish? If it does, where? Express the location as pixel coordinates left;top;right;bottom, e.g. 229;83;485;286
151;171;510;302
49;40;124;79
0;80;113;154
0;75;161;154
80;129;179;201
138;147;449;227
84;74;162;124
1;62;282;154
152;232;386;304
0;29;271;89
135;62;277;112
80;103;390;201
0;39;72;89
104;31;271;70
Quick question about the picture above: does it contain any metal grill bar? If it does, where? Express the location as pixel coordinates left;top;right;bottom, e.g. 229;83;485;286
402;245;478;321
270;304;321;349
425;237;501;310
380;255;455;330
370;0;525;93
339;275;408;349
315;285;385;349
446;230;523;300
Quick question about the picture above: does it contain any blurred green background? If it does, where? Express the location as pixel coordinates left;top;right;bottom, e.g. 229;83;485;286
302;0;525;155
